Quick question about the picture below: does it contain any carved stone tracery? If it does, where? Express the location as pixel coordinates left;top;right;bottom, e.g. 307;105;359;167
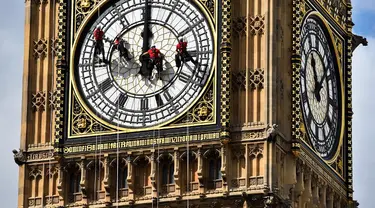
232;16;247;37
233;68;265;91
32;91;47;111
249;15;265;35
33;39;48;59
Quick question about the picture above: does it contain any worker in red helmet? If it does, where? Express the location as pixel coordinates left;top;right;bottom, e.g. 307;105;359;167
140;45;164;80
175;38;197;68
114;37;131;61
93;26;107;63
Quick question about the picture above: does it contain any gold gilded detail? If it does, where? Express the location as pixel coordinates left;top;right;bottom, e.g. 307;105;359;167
198;106;208;117
75;0;103;32
198;0;214;18
173;84;214;124
64;132;220;154
71;92;116;136
80;0;91;8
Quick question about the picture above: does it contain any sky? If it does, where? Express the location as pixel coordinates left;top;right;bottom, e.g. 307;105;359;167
0;0;373;207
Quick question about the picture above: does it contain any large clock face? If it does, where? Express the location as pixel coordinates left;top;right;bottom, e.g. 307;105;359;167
74;0;214;128
300;16;342;159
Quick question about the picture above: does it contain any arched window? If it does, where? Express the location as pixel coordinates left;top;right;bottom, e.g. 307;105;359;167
69;172;80;193
169;164;174;184
123;166;128;188
216;159;221;180
161;163;174;185
162;164;168;185
209;160;215;180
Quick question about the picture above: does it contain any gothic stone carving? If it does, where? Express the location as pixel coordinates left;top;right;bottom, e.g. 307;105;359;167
32;91;47;111
249;15;265;36
13;149;27;166
33;39;48;59
232;16;247;37
233;68;264;90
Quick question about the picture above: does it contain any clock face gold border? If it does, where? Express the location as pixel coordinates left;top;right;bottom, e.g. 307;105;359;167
299;11;345;164
67;0;218;136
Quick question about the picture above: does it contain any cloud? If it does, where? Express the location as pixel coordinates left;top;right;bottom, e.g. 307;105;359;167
352;38;375;207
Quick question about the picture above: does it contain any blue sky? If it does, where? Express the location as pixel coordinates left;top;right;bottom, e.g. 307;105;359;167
0;0;373;207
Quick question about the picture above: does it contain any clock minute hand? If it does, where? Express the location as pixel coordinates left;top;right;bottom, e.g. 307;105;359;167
142;0;153;52
317;63;329;91
311;55;322;102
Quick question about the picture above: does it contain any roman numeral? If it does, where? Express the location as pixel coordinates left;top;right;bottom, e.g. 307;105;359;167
328;98;337;109
301;91;308;103
113;5;129;28
165;0;179;23
155;94;163;107
163;91;173;102
308;35;313;48
307;112;313;126
98;78;113;93
141;98;149;110
315;37;320;51
115;93;128;108
179;71;191;83
178;19;205;37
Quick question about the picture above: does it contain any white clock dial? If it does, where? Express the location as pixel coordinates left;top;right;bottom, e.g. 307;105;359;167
75;0;214;128
300;16;341;159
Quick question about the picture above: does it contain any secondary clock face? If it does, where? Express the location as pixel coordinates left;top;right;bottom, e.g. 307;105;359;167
75;0;214;128
300;16;342;159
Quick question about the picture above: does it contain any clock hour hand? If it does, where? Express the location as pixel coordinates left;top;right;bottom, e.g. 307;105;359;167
311;55;321;102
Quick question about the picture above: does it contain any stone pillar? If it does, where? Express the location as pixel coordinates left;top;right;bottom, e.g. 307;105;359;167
150;151;157;198
327;188;334;208
126;154;134;204
302;167;312;207
79;157;88;204
319;180;327;208
103;154;110;203
57;163;64;206
174;148;181;197
197;146;204;194
294;161;304;208
221;144;228;195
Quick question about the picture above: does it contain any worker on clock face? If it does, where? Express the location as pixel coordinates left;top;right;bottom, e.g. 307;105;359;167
93;26;107;64
175;38;197;68
114;37;132;61
142;45;164;72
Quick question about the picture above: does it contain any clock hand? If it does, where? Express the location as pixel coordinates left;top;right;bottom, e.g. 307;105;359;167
317;62;329;92
139;0;154;78
142;0;153;53
311;55;321;102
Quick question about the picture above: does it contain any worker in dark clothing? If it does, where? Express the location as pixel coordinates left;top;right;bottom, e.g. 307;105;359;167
141;45;164;72
114;37;131;61
175;38;197;68
93;26;107;63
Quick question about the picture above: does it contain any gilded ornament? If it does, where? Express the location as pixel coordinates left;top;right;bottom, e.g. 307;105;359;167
80;0;91;9
198;106;208;117
71;93;115;135
77;117;87;129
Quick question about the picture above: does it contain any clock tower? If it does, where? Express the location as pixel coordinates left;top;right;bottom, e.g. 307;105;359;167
15;0;366;207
